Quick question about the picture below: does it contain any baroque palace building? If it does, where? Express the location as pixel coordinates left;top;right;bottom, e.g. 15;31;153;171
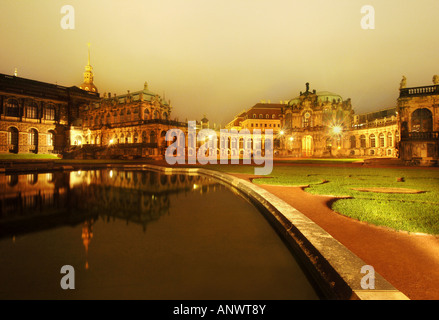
70;46;189;160
277;82;400;158
77;81;186;160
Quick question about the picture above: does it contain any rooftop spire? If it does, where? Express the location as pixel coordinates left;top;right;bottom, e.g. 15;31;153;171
87;42;91;66
79;42;98;93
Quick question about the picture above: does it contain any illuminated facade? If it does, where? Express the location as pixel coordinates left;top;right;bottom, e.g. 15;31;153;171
76;82;187;159
0;73;99;155
276;83;400;158
224;102;283;156
397;76;439;165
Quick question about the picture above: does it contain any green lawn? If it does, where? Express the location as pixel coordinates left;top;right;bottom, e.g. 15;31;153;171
208;164;439;235
274;158;364;164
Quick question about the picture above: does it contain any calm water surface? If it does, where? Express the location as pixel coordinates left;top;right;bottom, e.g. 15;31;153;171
0;169;319;300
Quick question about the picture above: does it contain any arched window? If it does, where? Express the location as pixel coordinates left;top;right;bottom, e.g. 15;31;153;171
272;114;276;119
387;132;393;147
6;99;20;117
253;114;256;119
134;132;138;143
266;114;270;119
370;134;376;148
379;133;385;147
144;108;150;120
7;127;19;153
150;131;157;144
142;131;147;143
154;110;160;119
360;135;366;148
29;129;38;146
350;136;356;149
163;112;168;120
411;108;432;132
259;114;263;119
29;129;38;153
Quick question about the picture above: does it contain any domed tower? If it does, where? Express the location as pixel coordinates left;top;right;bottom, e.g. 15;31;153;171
79;43;98;93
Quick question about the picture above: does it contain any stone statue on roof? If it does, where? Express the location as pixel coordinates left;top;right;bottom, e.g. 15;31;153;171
433;75;439;85
400;76;407;89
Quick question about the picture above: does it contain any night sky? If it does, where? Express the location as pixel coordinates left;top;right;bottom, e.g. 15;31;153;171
1;0;438;125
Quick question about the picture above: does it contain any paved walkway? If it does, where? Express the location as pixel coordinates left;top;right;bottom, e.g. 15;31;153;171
230;173;439;300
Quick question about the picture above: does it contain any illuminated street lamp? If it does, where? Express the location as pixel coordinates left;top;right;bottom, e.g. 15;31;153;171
331;126;343;151
332;126;342;135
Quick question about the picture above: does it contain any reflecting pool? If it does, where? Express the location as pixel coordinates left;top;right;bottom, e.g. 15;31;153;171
0;169;319;299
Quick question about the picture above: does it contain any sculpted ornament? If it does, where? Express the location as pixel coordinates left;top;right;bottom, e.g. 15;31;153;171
400;76;407;89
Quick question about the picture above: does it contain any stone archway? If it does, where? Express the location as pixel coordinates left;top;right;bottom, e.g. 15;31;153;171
411;108;433;132
8;127;19;154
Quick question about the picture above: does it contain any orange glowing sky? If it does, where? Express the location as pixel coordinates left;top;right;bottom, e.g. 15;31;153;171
1;0;438;125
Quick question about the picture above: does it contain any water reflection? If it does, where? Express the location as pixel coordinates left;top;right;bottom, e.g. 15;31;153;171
0;169;320;300
0;169;219;269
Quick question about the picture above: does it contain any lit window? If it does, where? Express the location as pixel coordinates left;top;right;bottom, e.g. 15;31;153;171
387;132;393;147
26;103;38;119
45;106;55;120
379;133;385;147
370;134;376;148
360;135;366;148
6;99;19;117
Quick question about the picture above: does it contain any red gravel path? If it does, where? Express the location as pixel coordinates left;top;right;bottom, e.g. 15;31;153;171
230;173;439;300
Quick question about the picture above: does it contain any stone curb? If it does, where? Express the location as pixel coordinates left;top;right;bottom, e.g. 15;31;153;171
132;164;409;300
